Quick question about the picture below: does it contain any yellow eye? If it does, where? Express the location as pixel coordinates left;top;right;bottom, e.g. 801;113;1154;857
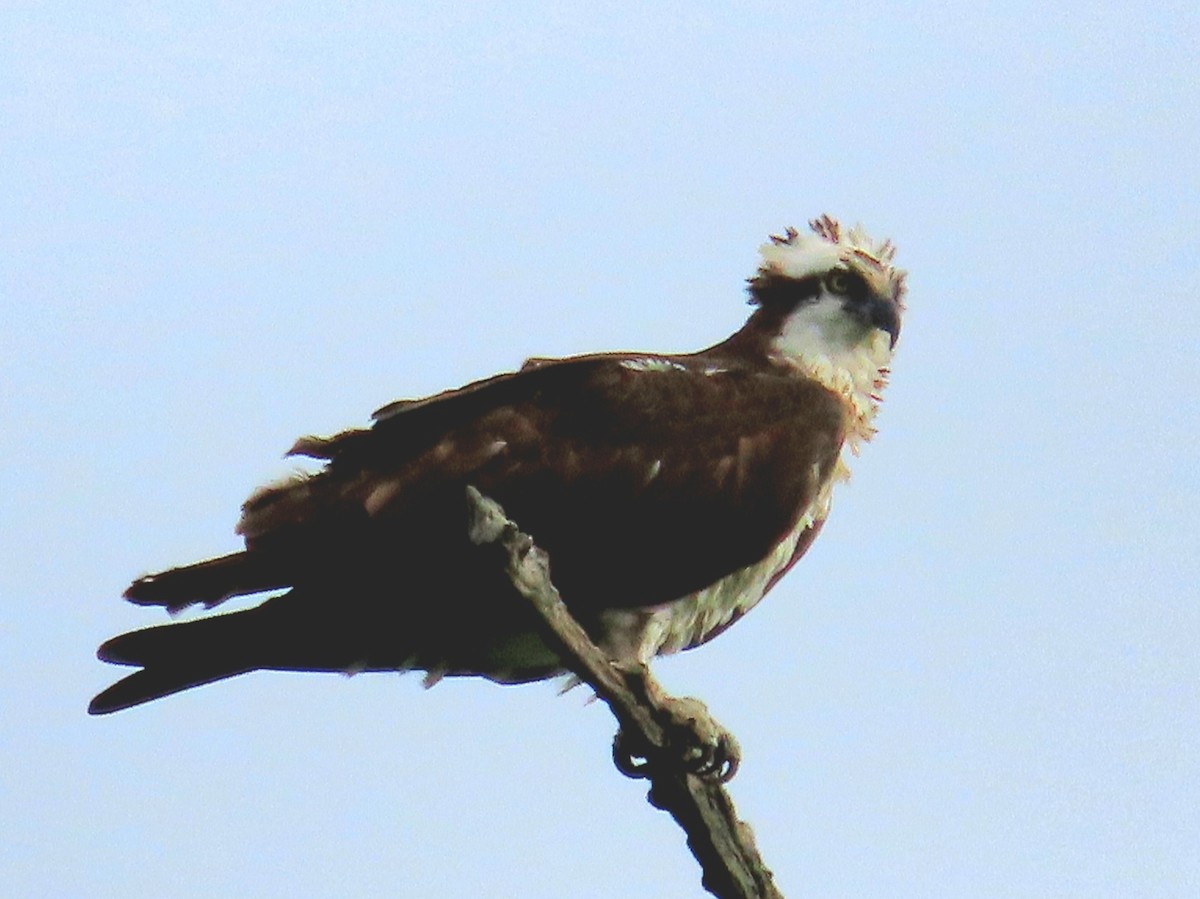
826;270;853;295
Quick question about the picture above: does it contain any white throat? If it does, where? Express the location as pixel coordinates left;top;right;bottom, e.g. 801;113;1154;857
769;292;894;436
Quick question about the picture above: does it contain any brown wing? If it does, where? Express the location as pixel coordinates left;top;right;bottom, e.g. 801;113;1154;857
94;354;847;714
241;354;847;612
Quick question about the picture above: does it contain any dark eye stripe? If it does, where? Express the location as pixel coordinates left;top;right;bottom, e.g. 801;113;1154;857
825;270;864;297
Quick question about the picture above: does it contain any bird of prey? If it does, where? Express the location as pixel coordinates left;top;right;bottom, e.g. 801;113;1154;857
89;216;906;718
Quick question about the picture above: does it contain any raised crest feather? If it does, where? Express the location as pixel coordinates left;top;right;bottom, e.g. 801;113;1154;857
756;215;907;305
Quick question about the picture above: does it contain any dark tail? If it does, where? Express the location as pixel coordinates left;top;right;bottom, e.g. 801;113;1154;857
124;551;291;613
88;608;269;715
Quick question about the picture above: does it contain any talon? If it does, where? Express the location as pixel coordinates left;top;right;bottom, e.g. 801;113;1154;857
612;729;653;779
609;663;742;782
654;695;741;782
610;698;741;783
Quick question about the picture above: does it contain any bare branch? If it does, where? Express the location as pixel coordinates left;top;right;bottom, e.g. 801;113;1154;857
466;487;784;899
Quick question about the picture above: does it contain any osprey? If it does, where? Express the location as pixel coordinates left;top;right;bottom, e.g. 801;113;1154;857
89;216;906;716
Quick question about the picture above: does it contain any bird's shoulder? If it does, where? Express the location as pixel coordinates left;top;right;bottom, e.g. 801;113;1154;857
290;351;844;468
238;351;847;590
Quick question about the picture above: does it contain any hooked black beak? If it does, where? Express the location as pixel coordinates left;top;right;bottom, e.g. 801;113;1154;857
847;294;901;349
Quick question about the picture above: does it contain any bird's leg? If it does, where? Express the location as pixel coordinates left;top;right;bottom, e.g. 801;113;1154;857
463;487;742;782
611;661;741;783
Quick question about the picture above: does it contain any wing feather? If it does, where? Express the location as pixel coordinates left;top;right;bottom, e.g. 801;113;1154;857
313;355;845;609
181;354;845;614
95;353;848;710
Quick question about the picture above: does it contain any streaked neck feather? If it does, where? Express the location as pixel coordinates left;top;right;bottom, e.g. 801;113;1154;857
768;297;893;447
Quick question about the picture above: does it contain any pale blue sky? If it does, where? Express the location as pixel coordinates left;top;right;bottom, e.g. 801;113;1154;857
3;3;1197;897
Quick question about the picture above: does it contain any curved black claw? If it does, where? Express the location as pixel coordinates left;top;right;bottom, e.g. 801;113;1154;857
612;697;741;783
663;696;741;783
613;729;654;779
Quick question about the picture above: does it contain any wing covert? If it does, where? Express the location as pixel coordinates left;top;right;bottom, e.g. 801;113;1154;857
242;354;846;611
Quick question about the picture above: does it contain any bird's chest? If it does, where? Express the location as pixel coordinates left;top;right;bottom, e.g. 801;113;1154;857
596;485;832;663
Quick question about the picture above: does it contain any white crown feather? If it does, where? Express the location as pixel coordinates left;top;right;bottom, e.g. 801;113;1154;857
756;215;907;304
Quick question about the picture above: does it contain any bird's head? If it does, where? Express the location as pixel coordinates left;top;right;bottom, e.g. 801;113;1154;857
746;215;907;433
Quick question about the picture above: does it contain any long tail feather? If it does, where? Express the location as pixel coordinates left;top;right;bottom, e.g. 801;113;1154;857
88;609;266;715
88;663;253;715
124;551;290;613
